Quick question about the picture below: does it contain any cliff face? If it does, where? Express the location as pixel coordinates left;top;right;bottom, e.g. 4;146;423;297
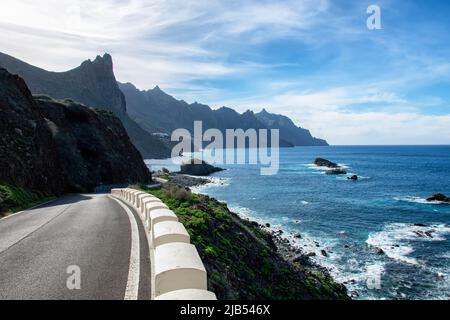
0;69;65;195
0;52;171;159
0;68;151;194
35;97;152;191
0;53;125;115
255;109;329;146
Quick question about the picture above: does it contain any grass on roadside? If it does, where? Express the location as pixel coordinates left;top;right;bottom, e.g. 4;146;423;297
0;185;54;218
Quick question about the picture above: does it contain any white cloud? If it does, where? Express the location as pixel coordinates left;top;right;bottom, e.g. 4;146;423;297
211;85;450;145
1;0;449;145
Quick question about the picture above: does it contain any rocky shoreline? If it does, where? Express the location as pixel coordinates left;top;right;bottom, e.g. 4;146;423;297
170;173;349;299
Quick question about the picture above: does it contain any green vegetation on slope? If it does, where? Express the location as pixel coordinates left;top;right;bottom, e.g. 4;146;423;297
144;182;348;300
0;185;54;218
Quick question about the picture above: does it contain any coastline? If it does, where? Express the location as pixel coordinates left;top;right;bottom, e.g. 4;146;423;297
162;172;350;299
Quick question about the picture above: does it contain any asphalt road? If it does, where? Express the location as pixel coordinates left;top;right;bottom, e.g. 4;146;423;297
0;194;151;300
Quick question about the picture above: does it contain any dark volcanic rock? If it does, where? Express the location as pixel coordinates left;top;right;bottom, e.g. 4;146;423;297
0;68;64;195
314;158;339;168
326;169;348;175
180;159;224;176
426;193;450;203
35;97;152;192
347;175;358;180
414;223;428;227
170;174;210;187
0;68;151;194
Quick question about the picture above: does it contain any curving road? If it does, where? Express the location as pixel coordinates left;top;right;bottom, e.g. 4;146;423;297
0;194;151;300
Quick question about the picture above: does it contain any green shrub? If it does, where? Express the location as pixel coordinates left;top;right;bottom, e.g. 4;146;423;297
0;185;53;217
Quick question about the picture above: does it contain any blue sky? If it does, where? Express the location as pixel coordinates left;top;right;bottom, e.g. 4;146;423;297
1;0;450;144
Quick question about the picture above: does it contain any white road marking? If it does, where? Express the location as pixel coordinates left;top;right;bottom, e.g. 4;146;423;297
109;196;140;300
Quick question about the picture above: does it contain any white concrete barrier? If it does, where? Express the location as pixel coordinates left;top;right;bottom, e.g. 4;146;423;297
140;196;160;214
131;191;145;206
110;188;214;300
144;201;168;215
136;193;155;209
155;289;217;300
153;221;190;247
154;243;207;296
150;208;178;230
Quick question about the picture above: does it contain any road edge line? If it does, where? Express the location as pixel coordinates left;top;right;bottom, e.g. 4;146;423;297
109;196;140;300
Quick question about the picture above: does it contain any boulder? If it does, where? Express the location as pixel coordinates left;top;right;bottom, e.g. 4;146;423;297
426;193;450;203
326;169;348;175
314;158;339;168
347;175;358;181
320;250;328;257
179;159;224;176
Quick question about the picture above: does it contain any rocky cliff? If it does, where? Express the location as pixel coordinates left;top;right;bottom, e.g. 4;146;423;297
0;68;151;195
256;109;328;146
0;52;171;159
0;69;64;195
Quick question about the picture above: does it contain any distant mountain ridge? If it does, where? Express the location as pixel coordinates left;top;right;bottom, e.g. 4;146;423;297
255;109;328;146
0;51;328;156
119;82;328;147
0;51;171;158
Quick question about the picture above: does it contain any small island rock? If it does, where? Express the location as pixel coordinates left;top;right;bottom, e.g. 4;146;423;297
426;193;450;203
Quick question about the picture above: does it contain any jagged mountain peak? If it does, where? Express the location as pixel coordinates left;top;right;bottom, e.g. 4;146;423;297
81;53;112;65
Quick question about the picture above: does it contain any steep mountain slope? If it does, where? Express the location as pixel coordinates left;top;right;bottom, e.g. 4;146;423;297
0;52;171;159
119;82;218;133
119;82;328;147
0;68;151;195
256;109;328;146
0;69;65;195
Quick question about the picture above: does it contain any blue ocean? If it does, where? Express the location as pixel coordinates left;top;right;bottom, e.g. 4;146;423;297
149;146;450;300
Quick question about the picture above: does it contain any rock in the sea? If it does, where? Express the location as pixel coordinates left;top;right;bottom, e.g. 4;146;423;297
169;174;210;187
414;223;428;227
375;248;385;255
294;233;302;239
413;230;434;238
347;175;358;180
321;250;328;257
326;169;348;175
265;223;271;228
314;158;339;168
179;159;224;176
426;193;450;203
